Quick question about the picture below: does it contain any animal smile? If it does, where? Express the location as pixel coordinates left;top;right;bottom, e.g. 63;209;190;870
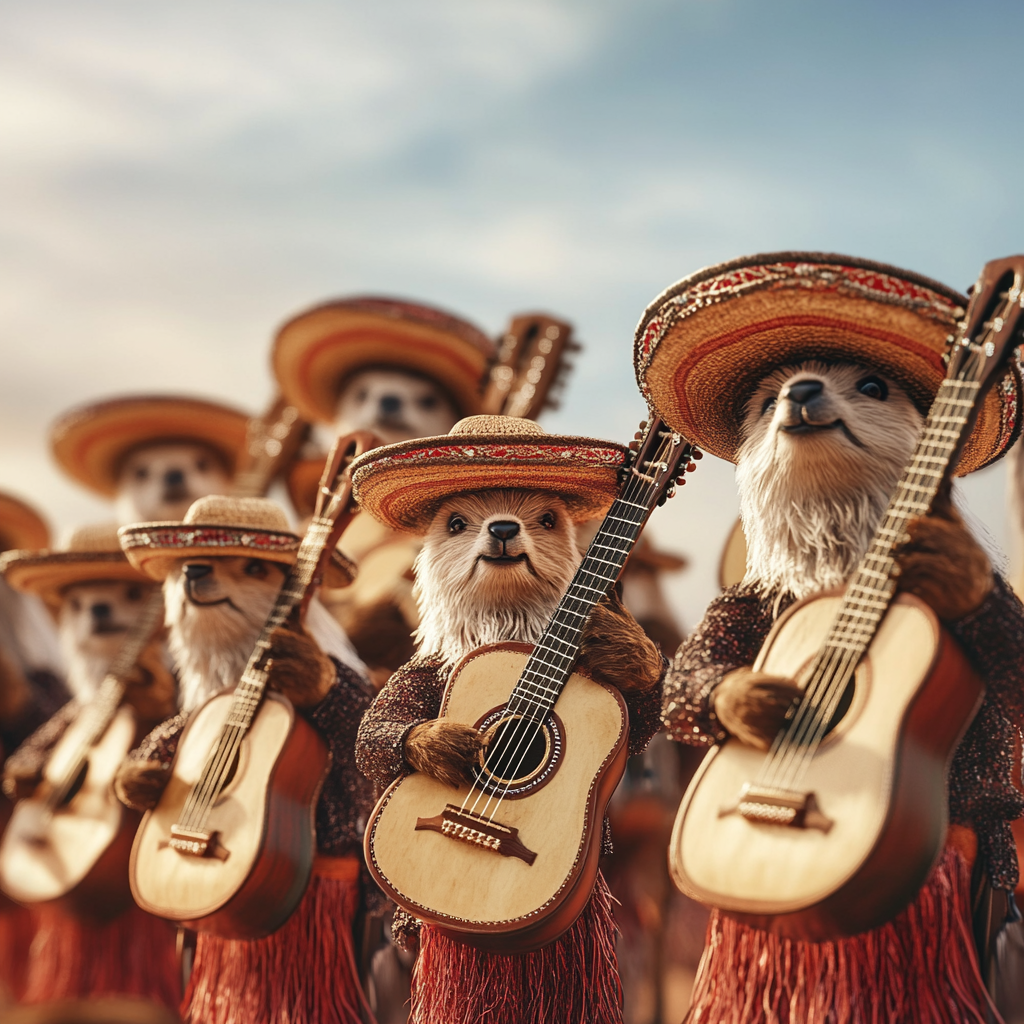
481;553;529;566
91;622;128;636
780;420;866;449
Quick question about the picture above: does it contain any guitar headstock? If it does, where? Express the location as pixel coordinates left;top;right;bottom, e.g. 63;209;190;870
233;394;310;498
314;430;380;522
481;313;579;419
626;415;700;508
949;255;1024;389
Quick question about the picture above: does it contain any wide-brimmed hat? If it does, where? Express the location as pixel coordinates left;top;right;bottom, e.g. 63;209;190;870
0;492;50;554
272;296;497;425
351;415;627;533
1;522;153;606
51;395;252;497
634;252;1023;475
118;495;355;586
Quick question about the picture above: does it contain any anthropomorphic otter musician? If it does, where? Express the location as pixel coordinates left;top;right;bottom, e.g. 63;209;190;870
113;496;375;1024
635;253;1024;1022
0;523;180;1008
352;415;665;1024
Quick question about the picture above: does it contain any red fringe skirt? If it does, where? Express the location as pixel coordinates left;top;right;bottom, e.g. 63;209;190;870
182;855;370;1024
410;870;622;1024
0;903;35;1001
686;845;995;1024
21;902;180;1007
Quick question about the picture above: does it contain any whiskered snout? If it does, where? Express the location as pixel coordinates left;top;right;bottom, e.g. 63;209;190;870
777;376;840;432
482;519;528;562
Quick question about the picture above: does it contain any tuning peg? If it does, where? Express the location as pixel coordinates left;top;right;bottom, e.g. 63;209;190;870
628;440;639;451
686;461;697;472
633;430;645;441
638;419;648;431
691;449;703;460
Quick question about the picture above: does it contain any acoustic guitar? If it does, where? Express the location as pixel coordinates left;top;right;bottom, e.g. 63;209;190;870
128;431;373;939
0;594;164;919
365;418;696;952
670;255;1024;941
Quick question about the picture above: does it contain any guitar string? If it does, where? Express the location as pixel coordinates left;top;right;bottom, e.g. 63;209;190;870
463;431;678;825
758;378;971;791
753;346;988;795
458;434;666;821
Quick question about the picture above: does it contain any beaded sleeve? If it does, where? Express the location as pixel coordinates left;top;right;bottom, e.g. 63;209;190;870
3;699;78;783
123;712;188;771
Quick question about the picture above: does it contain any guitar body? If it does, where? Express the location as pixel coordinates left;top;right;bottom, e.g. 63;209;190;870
669;591;984;941
0;705;139;921
365;642;629;953
130;690;329;939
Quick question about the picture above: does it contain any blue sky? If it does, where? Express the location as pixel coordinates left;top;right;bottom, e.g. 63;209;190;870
2;0;1020;624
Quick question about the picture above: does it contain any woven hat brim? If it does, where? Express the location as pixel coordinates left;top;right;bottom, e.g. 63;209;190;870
0;494;50;553
351;435;627;533
119;524;355;587
51;396;251;496
1;549;152;605
635;254;1022;476
273;300;496;424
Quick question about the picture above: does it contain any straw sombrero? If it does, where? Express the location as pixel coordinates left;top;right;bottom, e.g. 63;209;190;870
1;522;152;606
351;415;628;533
634;252;1023;475
119;495;355;586
51;395;252;497
272;297;497;425
0;492;50;554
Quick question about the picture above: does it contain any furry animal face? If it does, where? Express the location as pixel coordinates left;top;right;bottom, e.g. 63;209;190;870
334;368;459;445
164;554;364;712
115;442;231;525
414;490;580;667
736;360;923;599
58;579;154;698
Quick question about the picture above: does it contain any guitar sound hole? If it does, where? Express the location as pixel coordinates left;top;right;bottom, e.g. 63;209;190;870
822;681;855;735
59;761;89;806
479;716;551;786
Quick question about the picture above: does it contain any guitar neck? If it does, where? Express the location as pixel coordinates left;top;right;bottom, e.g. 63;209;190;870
511;426;691;720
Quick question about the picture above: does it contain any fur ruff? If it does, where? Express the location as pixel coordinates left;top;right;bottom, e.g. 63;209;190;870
21;902;180;1007
737;362;922;602
686;846;994;1024
413;492;579;670
410;871;622;1024
182;864;369;1024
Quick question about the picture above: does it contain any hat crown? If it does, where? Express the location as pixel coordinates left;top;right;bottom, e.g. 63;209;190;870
182;496;293;534
449;415;545;437
57;522;123;555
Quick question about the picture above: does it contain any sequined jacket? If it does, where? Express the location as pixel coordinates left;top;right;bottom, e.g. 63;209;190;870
354;652;664;827
128;659;377;857
663;577;1024;891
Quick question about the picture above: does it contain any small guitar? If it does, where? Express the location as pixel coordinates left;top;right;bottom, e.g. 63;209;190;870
0;594;165;919
231;394;310;499
670;256;1024;940
129;431;373;939
481;313;578;419
365;418;696;952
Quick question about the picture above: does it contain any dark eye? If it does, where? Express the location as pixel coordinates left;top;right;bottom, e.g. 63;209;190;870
857;376;888;401
761;396;777;416
448;515;467;534
244;559;269;578
418;395;439;410
540;512;557;530
356;389;368;402
125;585;143;602
195;458;209;472
134;466;149;481
69;596;81;612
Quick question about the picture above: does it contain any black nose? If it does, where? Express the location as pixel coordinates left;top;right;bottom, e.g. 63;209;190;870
90;603;112;621
488;521;520;541
164;468;185;487
785;379;824;405
183;563;212;581
379;395;402;415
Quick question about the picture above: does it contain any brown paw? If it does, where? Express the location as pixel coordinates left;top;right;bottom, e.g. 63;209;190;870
265;625;336;710
114;761;172;812
713;668;802;750
404;720;483;788
577;591;664;692
895;512;992;621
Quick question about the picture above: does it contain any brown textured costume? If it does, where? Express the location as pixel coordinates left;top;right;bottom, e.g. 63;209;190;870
664;577;1024;1022
125;659;379;1024
355;651;663;1024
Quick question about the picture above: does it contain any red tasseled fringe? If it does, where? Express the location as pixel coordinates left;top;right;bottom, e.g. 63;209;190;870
183;868;371;1024
21;902;181;1008
0;904;35;1001
687;846;999;1024
410;870;623;1024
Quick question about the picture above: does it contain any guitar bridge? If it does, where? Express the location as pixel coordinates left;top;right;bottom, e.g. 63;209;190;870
720;784;833;833
168;824;229;860
416;805;537;865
